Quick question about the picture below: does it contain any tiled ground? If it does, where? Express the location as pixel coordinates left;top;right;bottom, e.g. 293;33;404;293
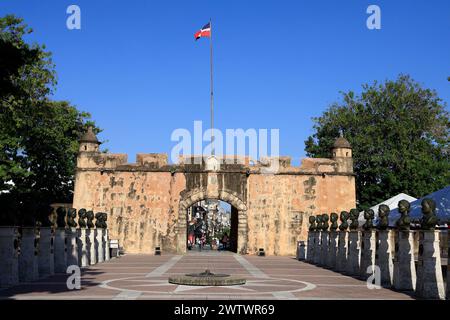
0;252;414;300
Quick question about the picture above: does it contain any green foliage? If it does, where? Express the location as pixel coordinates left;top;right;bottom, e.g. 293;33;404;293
305;75;450;210
0;15;100;224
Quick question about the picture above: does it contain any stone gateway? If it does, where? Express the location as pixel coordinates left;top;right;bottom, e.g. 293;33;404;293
72;128;355;255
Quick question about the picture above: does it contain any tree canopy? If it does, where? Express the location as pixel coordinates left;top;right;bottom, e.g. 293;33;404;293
305;75;450;210
0;15;101;225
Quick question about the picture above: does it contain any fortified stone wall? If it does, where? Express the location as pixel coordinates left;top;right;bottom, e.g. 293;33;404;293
246;173;355;256
73;130;356;255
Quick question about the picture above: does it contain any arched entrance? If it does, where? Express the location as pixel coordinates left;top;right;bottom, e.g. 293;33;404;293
186;200;238;252
176;189;248;254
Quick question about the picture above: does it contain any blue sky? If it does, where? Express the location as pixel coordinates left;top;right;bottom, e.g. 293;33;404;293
2;0;449;165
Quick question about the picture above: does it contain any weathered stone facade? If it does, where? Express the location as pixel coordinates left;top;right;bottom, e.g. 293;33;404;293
73;129;355;255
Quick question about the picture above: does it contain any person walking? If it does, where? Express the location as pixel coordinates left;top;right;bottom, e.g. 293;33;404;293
221;233;229;251
187;219;196;250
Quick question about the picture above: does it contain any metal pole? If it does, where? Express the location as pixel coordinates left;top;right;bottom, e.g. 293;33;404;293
210;18;215;156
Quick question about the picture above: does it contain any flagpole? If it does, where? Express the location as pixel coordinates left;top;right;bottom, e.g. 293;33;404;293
210;18;215;156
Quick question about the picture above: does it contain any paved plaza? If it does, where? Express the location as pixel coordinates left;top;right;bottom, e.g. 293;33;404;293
0;252;414;300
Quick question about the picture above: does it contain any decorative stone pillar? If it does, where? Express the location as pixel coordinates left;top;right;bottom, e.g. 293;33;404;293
447;230;450;300
415;230;445;299
313;231;321;265
393;230;416;291
297;240;306;261
0;227;20;287
376;230;394;287
175;217;187;254
66;227;79;267
177;228;187;253
360;230;376;279
53;228;67;273
237;211;248;255
88;229;96;265
336;231;348;272
327;231;338;268
38;227;54;278
306;231;315;262
319;231;329;266
96;228;105;263
346;231;361;275
104;229;111;261
18;227;39;282
77;228;89;267
101;228;107;260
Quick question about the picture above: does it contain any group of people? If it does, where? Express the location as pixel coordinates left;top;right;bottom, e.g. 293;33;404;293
187;218;230;251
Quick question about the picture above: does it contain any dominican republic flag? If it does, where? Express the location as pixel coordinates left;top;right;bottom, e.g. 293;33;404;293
194;22;211;40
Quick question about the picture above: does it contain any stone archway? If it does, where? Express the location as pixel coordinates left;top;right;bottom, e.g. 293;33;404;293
176;188;248;254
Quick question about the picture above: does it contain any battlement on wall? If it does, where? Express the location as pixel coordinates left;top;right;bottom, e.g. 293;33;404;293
77;152;171;170
77;151;352;175
136;153;168;167
77;128;353;174
178;155;351;175
77;152;128;169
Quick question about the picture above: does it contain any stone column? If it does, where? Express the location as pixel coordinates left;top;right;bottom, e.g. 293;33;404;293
0;227;20;287
175;216;187;254
237;211;248;255
313;231;321;265
66;227;79;267
393;230;416;291
360;230;376;279
306;231;315;262
327;231;338;269
96;228;105;263
77;228;89;267
415;230;445;299
88;229;96;265
18;227;39;282
320;231;329;266
86;229;97;266
336;231;348;272
53;228;67;273
376;230;394;287
105;229;110;261
346;231;361;275
38;227;54;278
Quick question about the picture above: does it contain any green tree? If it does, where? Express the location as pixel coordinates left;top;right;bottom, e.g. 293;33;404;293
305;75;450;210
0;15;100;224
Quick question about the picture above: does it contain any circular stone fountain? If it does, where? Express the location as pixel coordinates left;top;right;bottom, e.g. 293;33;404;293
168;269;246;286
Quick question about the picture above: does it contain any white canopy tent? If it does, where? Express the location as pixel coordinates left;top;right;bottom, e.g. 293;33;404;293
389;185;450;226
357;193;417;226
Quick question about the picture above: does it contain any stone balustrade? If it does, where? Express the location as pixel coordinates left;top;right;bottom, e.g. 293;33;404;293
376;229;394;287
18;227;39;282
54;228;67;273
336;231;348;272
0;227;20;287
0;207;114;289
304;198;449;300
